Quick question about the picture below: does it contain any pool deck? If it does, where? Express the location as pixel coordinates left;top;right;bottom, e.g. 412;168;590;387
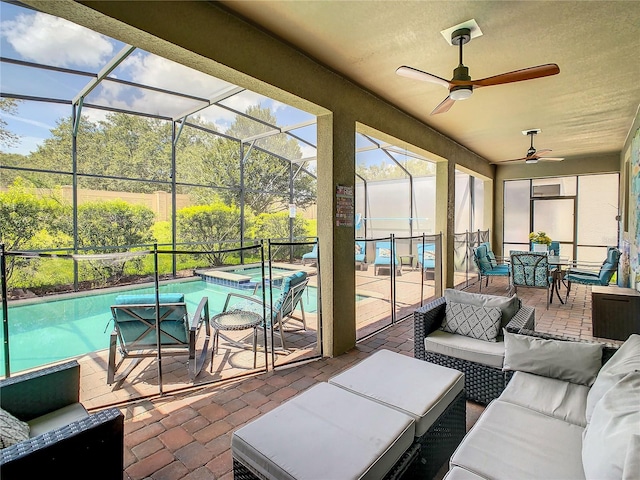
112;276;604;480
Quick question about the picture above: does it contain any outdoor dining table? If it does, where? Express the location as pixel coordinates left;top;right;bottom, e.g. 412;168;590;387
547;255;573;304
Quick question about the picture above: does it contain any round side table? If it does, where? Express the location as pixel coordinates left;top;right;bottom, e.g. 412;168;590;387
210;310;263;371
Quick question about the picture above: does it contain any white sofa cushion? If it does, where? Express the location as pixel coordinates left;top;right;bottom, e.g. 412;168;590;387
328;349;464;437
499;371;590;426
442;302;502;342
444;289;520;328
443;466;488;480
424;330;505;369
232;382;415;480
623;434;640;480
582;371;640;480
28;402;89;437
450;400;586;480
586;333;640;423
503;331;602;386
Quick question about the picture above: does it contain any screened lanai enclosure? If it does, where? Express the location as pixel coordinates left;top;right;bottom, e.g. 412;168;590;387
0;1;489;406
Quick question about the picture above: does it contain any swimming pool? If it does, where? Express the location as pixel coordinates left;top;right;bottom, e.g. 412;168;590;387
0;279;318;376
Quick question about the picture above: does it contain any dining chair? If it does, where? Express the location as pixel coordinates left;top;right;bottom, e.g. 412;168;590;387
510;251;553;309
565;247;621;301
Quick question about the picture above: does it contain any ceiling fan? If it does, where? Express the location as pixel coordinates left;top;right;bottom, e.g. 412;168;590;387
396;27;560;115
498;129;565;164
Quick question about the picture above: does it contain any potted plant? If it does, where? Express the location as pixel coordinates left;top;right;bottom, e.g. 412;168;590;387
529;231;552;252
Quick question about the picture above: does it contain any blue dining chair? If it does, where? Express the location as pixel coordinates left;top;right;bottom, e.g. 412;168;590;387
565;247;621;301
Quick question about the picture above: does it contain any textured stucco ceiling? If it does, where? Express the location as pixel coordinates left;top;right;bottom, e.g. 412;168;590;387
220;0;640;164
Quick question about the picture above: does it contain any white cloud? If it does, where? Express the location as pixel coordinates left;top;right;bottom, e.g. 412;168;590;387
1;135;45;155
0;113;53;131
1;12;113;68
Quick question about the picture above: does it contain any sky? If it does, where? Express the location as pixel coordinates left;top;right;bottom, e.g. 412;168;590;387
0;2;317;158
0;1;433;173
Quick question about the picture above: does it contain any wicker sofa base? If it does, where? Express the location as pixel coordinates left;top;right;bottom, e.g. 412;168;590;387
425;352;513;405
405;389;466;479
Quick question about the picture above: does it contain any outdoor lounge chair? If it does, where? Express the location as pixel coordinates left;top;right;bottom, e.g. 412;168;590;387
472;243;510;292
108;293;210;385
565;246;621;301
0;360;124;480
373;241;402;276
417;242;436;279
301;243;318;266
222;271;309;351
355;240;367;270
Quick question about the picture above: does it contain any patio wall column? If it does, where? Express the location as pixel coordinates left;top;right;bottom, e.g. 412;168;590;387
436;160;455;290
317;112;356;357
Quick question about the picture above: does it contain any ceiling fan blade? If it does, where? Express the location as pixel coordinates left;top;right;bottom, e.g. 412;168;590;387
493;157;527;164
534;149;552;156
538;157;565;162
396;66;450;89
430;96;455;115
453;64;560;87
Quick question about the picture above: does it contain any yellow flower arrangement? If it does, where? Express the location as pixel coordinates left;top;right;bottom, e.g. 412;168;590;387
529;231;552;245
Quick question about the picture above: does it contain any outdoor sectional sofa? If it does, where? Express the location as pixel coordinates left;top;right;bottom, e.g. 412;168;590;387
444;332;639;480
414;289;535;404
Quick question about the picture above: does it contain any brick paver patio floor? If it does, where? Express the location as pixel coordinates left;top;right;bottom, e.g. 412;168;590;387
112;277;610;479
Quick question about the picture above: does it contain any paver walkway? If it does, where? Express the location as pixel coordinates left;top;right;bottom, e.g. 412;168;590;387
118;278;605;479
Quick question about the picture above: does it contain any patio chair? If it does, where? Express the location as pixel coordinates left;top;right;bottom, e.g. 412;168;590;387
472;243;510;292
510;251;553;309
355;240;367;270
373;241;402;276
417;242;436;279
301;243;318;266
108;293;210;385
565;247;621;301
0;360;124;480
222;271;309;351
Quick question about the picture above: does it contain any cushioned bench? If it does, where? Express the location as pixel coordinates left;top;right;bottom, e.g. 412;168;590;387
329;349;466;479
232;350;466;479
232;382;417;480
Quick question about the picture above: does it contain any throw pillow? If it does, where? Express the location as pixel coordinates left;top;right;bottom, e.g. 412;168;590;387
0;408;29;449
443;289;520;328
502;331;603;386
582;371;640;480
355;243;362;255
586;333;640;423
442;302;502;342
378;248;390;258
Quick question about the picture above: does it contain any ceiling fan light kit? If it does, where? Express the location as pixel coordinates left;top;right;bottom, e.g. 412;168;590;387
396;21;560;115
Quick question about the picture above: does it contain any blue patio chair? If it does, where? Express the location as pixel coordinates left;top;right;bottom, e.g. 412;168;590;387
565;247;621;301
510;251;554;309
472;243;510;292
417;243;436;279
373;241;401;276
109;293;211;384
223;271;309;351
301;243;318;266
355;240;367;270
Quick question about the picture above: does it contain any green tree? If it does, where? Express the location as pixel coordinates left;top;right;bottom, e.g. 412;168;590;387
77;200;155;282
0;180;69;278
356;157;436;181
177;202;247;266
212;105;316;213
0;98;20;149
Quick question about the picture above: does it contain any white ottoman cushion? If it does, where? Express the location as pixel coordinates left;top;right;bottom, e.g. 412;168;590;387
329;349;464;437
232;382;415;480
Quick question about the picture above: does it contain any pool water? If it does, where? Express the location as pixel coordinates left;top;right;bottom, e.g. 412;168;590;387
1;279;318;376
